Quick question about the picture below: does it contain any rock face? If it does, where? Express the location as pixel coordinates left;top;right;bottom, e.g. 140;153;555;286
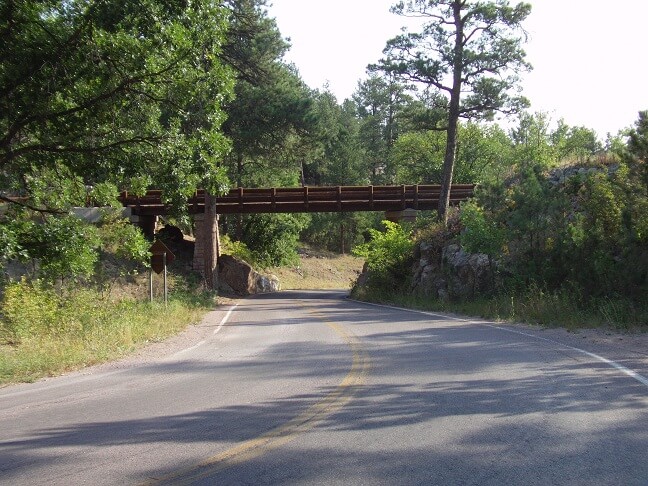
547;163;619;185
217;254;280;296
410;242;494;301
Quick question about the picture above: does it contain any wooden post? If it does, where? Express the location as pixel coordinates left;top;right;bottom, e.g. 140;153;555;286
149;269;153;303
203;192;219;290
163;253;168;307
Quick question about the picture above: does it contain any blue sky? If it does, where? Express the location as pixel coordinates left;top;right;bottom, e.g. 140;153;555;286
268;0;648;139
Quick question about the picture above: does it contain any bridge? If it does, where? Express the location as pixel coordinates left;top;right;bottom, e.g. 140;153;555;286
118;184;476;215
119;183;476;285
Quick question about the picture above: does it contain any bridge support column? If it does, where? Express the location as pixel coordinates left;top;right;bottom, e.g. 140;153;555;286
192;202;220;289
384;208;417;224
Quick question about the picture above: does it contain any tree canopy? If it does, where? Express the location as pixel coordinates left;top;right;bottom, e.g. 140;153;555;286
375;0;532;222
1;0;235;211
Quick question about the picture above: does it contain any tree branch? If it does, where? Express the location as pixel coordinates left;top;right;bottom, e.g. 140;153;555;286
0;195;65;214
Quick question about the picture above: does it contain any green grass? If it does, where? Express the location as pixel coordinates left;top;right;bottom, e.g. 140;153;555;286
0;280;214;386
351;285;648;331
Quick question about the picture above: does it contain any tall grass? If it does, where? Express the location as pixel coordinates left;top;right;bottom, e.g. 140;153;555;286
352;284;647;331
0;279;213;385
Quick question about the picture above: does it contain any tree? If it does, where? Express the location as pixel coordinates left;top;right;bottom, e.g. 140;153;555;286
391;131;446;183
376;0;531;223
510;111;556;168
391;122;512;184
551;119;602;162
221;0;314;188
0;1;234;287
353;74;410;184
1;0;234;209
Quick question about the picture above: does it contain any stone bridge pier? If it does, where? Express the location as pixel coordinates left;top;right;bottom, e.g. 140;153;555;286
192;213;220;278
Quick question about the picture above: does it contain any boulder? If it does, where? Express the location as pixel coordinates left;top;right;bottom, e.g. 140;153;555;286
217;254;280;295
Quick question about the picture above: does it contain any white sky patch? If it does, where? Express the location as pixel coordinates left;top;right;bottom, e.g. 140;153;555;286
268;0;648;139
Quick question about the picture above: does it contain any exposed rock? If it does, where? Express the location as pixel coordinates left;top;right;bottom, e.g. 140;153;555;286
409;242;494;300
217;254;280;296
547;163;620;185
353;239;494;302
442;244;493;298
157;224;184;244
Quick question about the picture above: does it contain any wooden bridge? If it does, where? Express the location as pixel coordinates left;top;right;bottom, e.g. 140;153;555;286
118;184;476;216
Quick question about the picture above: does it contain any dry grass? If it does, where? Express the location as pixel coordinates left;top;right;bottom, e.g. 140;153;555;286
268;246;364;290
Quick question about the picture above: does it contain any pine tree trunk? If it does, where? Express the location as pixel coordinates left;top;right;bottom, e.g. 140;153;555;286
438;0;464;225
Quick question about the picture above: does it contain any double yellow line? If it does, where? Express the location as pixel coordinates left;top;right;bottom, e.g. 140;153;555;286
143;306;370;485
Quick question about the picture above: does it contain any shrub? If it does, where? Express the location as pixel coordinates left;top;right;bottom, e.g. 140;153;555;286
352;220;415;290
1;279;59;343
220;234;255;265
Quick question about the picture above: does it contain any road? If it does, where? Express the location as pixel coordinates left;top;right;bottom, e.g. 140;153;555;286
1;290;647;485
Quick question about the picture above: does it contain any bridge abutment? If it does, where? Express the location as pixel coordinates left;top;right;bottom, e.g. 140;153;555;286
384;208;418;223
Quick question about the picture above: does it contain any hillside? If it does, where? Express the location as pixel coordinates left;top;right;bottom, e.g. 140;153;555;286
268;247;364;290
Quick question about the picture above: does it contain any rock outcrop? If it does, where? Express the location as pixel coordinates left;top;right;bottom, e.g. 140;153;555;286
217;254;280;296
410;243;494;300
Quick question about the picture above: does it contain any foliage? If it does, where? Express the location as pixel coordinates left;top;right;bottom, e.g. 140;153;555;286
6;215;101;282
509;111;558;168
390;122;514;184
1;0;235;288
352;221;414;290
357;286;647;330
221;0;314;186
551;120;602;162
463;114;647;306
391;131;445;183
301;212;380;254
1;279;60;343
1;0;234;206
0;278;212;384
240;213;309;267
220;234;255;264
97;211;150;266
375;0;531;221
0;208;150;285
459;199;505;257
353;73;411;184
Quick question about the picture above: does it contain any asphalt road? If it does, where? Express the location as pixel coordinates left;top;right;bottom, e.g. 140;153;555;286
1;290;647;485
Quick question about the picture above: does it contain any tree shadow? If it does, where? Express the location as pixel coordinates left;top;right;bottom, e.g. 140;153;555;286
2;290;646;484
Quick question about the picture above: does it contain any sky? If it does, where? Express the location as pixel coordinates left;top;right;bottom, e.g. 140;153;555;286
267;0;648;139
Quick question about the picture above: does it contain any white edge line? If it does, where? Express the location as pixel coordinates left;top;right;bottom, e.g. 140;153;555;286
170;303;239;358
347;297;648;389
214;303;239;335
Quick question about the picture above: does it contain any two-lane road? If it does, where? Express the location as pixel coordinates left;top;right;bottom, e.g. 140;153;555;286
1;291;647;484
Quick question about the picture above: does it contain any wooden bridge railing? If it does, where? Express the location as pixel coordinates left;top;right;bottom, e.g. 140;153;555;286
118;184;476;215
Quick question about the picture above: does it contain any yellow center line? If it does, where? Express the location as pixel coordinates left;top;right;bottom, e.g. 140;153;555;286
142;305;370;485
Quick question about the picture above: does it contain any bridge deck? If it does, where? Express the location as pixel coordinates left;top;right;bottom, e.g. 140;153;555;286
119;184;475;215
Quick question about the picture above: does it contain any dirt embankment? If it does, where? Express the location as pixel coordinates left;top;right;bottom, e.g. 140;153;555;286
268;247;364;290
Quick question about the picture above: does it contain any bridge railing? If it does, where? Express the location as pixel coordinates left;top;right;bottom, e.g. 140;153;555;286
118;184;475;215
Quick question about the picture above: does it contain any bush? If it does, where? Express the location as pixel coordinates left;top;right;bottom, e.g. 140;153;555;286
352;220;415;291
1;279;59;343
240;213;309;268
220;234;255;265
0;274;213;384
